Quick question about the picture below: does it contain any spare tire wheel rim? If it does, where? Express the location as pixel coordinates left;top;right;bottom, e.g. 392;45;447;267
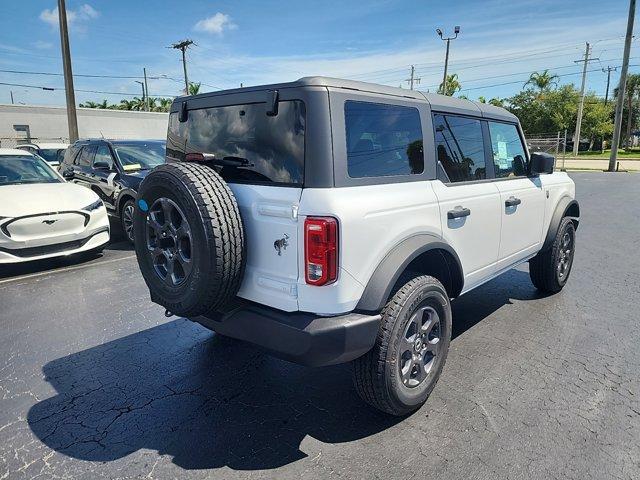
145;197;193;287
399;305;441;388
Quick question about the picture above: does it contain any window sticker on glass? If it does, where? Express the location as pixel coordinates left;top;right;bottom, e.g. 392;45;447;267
497;141;509;168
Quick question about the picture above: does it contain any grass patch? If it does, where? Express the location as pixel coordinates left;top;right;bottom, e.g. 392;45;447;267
576;149;640;159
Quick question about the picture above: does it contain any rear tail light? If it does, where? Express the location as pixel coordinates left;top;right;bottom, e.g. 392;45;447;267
304;216;338;286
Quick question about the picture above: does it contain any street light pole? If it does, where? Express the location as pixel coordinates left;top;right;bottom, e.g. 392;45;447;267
135;80;146;110
57;0;78;142
436;26;460;95
609;0;636;172
143;67;150;111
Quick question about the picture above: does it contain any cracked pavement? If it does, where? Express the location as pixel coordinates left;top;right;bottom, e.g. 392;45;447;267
0;172;639;479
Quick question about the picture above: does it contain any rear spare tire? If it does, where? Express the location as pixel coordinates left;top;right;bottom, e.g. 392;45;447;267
133;162;245;317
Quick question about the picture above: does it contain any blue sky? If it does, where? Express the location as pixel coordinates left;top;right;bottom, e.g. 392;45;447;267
0;0;637;106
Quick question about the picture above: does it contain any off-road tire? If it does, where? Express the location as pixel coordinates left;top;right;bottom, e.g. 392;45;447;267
353;275;452;416
133;162;245;317
529;216;575;293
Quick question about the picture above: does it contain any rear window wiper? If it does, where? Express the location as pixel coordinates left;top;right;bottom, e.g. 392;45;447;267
185;152;254;167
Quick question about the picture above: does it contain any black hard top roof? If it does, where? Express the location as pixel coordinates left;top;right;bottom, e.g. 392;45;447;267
173;76;517;122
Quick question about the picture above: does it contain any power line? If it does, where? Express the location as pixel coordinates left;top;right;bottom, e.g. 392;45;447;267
0;69;175;80
0;81;177;98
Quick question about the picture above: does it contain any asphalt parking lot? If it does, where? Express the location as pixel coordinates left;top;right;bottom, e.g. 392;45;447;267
1;172;638;479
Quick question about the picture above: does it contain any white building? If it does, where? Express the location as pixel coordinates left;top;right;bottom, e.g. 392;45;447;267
0;104;169;147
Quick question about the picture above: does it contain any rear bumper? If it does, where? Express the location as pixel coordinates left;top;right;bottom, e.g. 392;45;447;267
195;303;381;367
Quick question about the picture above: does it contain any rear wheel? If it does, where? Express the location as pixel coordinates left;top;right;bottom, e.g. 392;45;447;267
120;199;135;243
530;216;576;293
133;163;245;317
353;275;452;416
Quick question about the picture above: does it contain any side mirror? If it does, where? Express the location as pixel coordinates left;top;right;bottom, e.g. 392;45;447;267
62;168;74;179
530;152;554;175
93;160;112;170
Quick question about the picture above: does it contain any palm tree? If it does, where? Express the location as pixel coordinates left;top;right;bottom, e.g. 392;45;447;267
619;73;640;148
478;96;487;103
524;70;559;92
79;101;100;108
118;99;136;111
155;97;173;112
439;74;461;96
488;97;505;108
188;82;201;96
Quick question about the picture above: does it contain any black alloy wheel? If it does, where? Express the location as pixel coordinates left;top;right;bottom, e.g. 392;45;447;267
145;197;193;287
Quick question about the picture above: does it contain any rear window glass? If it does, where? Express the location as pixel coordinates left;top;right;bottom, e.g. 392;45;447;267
344;101;423;178
168;100;306;185
38;148;65;164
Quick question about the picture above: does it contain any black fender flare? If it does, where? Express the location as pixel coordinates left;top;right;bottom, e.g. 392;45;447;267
541;197;580;251
355;234;464;313
116;189;138;214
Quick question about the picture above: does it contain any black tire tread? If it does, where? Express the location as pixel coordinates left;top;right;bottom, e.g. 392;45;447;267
530;216;574;293
353;275;447;416
136;162;244;316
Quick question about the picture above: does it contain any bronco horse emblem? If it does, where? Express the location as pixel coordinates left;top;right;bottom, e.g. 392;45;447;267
273;234;289;256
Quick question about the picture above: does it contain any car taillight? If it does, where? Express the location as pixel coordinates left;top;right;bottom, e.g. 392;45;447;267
304;216;338;286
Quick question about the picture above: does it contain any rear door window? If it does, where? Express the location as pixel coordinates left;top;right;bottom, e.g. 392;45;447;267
76;146;95;167
433;114;486;183
344;101;423;178
168;100;306;186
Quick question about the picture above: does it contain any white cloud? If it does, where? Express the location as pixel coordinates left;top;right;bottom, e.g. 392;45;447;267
194;13;236;35
33;41;53;50
39;4;99;30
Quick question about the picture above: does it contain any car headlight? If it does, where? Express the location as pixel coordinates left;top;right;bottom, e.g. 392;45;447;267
83;199;104;212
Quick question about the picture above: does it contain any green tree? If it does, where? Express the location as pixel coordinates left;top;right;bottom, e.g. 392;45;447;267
524;70;559;93
439;74;460;96
581;95;614;150
614;73;640;148
188;82;201;96
79;101;100;108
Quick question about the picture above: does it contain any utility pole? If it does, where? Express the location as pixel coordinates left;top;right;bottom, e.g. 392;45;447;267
171;40;194;95
572;43;599;156
602;66;617;105
436;26;460;95
609;0;636;172
143;67;150;111
10;91;14;104
57;0;78;142
134;80;145;110
405;65;421;90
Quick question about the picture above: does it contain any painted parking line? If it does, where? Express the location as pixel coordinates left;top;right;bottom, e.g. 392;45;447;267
0;254;136;286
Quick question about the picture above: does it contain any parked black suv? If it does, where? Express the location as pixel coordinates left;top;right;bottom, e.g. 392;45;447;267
60;139;166;242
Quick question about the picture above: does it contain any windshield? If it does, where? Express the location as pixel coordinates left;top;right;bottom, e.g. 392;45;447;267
167;100;306;186
38;148;65;164
113;142;166;170
0;155;61;186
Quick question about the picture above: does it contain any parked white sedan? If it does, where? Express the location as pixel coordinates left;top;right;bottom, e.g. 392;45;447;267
0;149;110;264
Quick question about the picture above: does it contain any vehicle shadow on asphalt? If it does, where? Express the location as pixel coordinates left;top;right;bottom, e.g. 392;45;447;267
27;269;543;471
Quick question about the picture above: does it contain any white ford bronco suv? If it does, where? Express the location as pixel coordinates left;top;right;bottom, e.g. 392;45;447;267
133;77;579;416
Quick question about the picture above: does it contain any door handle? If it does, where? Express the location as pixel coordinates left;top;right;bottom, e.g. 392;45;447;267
505;196;522;207
447;206;471;219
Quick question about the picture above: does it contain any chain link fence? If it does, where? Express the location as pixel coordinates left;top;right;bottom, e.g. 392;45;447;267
525;131;569;170
0;137;70;149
